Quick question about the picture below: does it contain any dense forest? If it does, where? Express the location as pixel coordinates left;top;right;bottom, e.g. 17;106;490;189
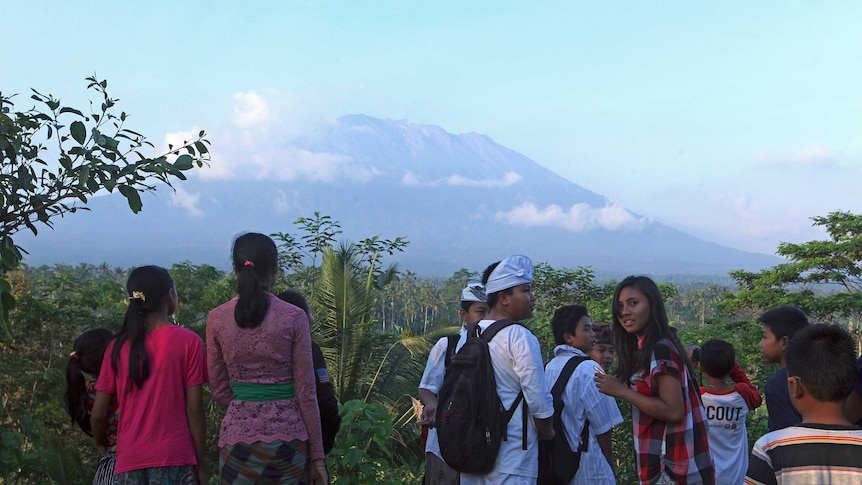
1;211;859;484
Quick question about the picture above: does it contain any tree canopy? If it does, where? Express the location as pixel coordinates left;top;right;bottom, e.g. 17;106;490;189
0;76;210;340
721;211;862;336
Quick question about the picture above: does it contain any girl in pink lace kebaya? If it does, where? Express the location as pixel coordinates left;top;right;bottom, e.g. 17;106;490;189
207;233;326;485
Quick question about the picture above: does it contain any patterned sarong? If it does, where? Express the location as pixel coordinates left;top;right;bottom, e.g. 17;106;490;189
92;452;115;485
112;465;197;484
219;439;310;484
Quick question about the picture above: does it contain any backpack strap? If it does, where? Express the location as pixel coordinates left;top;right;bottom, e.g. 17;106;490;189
443;334;460;369
550;355;590;452
477;319;517;342
480;319;530;450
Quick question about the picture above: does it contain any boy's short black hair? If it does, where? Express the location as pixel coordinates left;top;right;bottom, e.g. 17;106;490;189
550;305;589;346
785;324;857;402
757;305;809;340
698;339;736;379
593;323;612;346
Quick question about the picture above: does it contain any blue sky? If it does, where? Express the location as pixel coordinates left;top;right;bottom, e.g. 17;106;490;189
5;1;860;254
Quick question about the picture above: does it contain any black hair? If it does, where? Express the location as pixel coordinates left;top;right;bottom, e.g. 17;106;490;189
593;323;612;346
698;339;736;379
481;261;513;308
785;324;857;402
65;328;113;435
112;265;174;390
276;290;311;319
757;305;809;340
550;305;589;346
612;276;694;384
232;233;278;328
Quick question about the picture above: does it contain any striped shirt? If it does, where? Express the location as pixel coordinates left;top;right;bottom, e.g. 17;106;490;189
745;423;862;485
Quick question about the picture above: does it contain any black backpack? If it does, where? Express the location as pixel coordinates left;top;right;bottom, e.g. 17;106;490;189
538;355;591;485
435;319;525;474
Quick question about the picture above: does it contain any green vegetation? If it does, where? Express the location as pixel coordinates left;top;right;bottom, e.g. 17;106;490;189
1;181;859;482
0;77;211;342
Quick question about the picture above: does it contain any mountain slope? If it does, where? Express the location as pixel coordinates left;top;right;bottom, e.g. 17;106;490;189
14;115;781;277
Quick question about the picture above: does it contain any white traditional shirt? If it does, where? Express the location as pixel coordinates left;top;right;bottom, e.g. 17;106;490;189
545;345;623;484
459;319;554;482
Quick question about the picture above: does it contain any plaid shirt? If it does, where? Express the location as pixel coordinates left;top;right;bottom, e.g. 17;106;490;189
631;338;715;484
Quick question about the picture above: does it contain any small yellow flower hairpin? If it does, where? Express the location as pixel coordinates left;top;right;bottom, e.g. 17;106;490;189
129;291;146;302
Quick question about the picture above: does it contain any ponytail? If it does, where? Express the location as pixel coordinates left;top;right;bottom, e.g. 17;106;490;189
232;233;278;329
112;266;174;390
64;328;113;434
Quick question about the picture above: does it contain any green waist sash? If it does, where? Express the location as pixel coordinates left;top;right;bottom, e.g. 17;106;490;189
230;381;295;402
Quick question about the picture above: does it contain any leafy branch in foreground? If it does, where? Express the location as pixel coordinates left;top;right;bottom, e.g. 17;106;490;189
0;75;210;341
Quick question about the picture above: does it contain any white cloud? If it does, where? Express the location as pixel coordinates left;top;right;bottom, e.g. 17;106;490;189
233;91;272;126
756;144;837;168
446;171;522;187
495;202;647;232
401;172;422;186
170;186;203;217
171;89;387;183
401;171;522;187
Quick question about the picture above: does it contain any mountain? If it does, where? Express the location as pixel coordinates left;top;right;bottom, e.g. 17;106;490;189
14;115;782;278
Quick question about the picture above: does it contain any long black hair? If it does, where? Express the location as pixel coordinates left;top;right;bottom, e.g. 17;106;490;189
232;233;278;329
612;276;694;384
111;265;174;390
64;327;113;435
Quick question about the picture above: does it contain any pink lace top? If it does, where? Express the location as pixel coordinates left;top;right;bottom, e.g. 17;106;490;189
206;293;324;460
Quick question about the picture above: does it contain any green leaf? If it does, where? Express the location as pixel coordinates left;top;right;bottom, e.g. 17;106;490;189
59;107;85;117
118;185;142;213
70;120;86;144
173;154;194;170
194;141;209;154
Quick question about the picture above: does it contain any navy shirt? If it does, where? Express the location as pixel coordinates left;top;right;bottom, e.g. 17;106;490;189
765;367;802;432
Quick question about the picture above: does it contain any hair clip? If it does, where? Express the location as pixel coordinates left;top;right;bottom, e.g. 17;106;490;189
69;351;80;361
244;261;255;268
129;291;146;302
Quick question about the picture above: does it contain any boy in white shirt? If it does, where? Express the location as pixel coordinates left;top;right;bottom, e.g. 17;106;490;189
545;305;623;484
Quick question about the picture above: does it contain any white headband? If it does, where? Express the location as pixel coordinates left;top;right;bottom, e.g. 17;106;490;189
485;255;533;294
460;283;487;303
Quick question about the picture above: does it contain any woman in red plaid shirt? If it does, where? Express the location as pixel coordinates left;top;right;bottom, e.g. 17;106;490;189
595;276;714;484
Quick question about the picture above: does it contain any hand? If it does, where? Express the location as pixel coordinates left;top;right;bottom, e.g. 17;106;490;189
421;400;437;427
310;458;329;485
594;371;627;398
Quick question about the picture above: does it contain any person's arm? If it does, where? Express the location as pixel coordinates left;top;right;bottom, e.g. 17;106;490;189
311;342;341;454
534;416;555;440
595;372;685;423
90;391;111;452
418;388;438;427
730;362;763;410
310;459;328;485
596;430;613;468
205;312;233;408
418;336;452;427
185;384;207;485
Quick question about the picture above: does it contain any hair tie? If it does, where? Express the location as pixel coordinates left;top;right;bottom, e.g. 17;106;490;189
129;290;146;302
244;261;255;268
69;351;80;361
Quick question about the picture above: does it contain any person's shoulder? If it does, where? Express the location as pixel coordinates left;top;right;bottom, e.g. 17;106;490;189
168;325;204;342
207;297;237;319
766;368;788;385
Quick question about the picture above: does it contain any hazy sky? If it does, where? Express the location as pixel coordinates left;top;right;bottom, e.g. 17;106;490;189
5;1;859;255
